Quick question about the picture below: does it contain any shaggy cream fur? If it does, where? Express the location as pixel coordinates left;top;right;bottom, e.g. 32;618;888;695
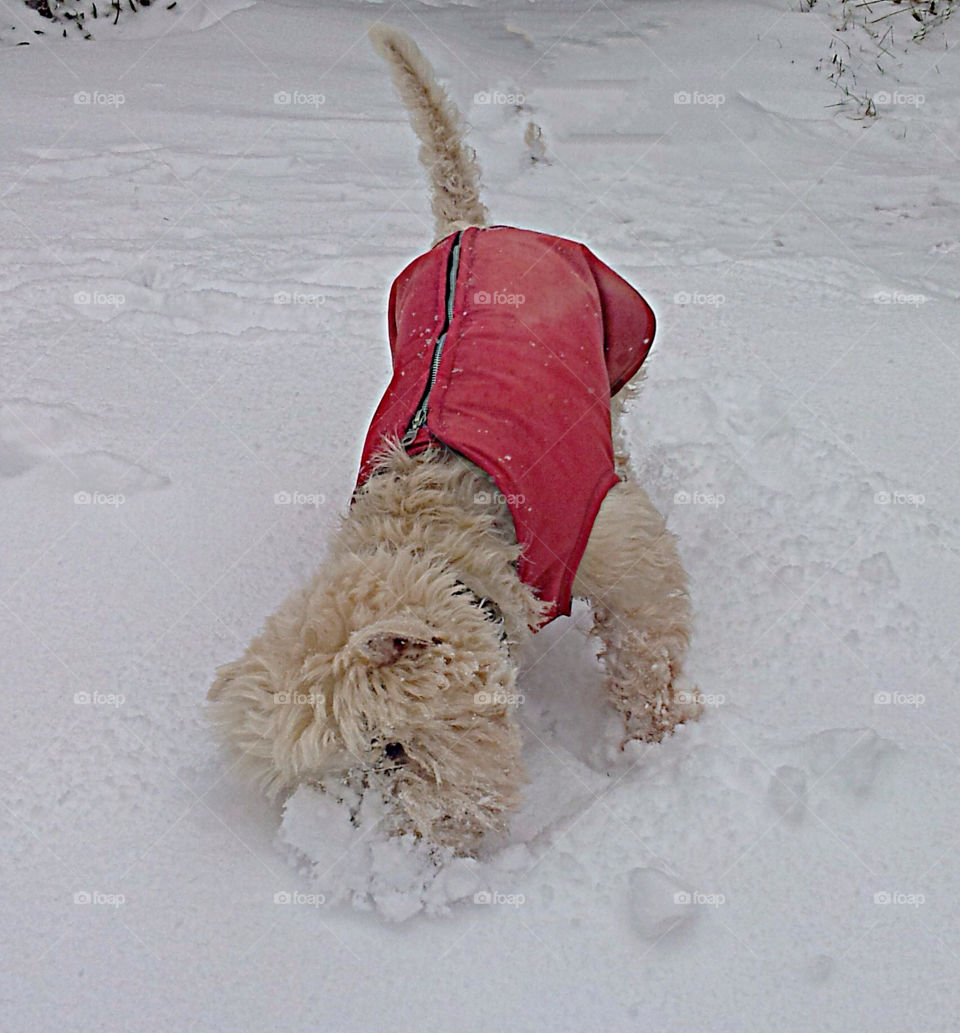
209;435;697;849
368;22;489;243
209;446;535;849
207;25;698;854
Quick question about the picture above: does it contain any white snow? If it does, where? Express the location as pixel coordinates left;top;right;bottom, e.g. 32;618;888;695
2;0;958;1030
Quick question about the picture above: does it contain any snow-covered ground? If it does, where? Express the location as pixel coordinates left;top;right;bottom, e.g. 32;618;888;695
2;0;958;1029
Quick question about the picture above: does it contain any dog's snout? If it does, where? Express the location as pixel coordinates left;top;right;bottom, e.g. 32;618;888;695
384;741;407;763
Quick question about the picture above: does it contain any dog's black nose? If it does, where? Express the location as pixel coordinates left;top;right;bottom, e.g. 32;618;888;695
384;742;407;763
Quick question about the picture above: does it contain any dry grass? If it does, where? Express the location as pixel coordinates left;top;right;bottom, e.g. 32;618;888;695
800;0;954;115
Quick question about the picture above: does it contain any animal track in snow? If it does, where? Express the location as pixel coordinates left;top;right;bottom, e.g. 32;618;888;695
0;398;168;497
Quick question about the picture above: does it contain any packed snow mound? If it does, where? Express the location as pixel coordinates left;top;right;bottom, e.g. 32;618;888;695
278;716;907;924
278;732;611;921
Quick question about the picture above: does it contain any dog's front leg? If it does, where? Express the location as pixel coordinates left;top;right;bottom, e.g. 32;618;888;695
574;482;700;744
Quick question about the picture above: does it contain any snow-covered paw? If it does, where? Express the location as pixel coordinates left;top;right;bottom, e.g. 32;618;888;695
618;673;703;748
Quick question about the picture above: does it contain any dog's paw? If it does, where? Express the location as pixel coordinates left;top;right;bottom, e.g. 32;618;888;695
617;669;703;748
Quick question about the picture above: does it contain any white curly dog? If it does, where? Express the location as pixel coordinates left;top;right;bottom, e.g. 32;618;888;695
208;25;699;854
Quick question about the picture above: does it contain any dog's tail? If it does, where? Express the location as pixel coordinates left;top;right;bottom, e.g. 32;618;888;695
368;23;488;244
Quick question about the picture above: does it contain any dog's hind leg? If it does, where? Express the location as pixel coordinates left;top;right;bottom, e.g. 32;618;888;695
573;480;700;744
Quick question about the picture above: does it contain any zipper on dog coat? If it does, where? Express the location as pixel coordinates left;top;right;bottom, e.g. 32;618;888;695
402;230;463;447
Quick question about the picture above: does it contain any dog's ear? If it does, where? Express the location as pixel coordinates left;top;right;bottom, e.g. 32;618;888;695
348;616;438;667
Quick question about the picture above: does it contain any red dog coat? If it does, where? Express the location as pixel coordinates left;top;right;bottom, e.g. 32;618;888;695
356;225;655;626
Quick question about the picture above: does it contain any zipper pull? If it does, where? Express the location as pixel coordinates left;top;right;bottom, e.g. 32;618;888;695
401;406;426;447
